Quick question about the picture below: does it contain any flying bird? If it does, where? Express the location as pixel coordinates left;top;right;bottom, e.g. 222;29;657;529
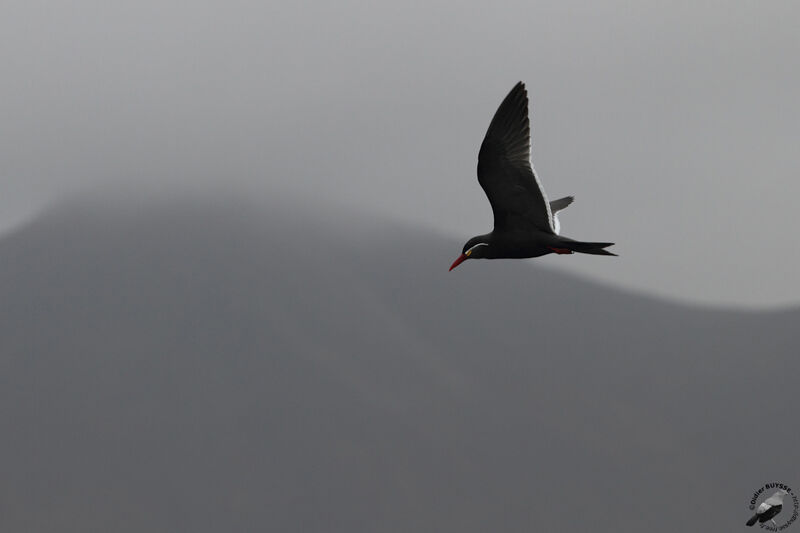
747;489;788;527
450;82;616;271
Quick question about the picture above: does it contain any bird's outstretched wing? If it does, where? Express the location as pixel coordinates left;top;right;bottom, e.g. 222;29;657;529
478;82;554;233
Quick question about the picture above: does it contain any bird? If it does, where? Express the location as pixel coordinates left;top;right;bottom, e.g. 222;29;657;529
449;82;615;271
747;489;788;527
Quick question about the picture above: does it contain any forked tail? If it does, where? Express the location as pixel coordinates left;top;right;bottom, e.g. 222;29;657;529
556;240;617;256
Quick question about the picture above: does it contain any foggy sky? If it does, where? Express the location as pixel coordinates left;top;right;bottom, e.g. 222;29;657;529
2;0;799;308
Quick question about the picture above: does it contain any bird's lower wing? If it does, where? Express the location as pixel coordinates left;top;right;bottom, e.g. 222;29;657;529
549;196;574;235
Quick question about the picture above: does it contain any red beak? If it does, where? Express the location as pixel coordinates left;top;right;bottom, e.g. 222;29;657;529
449;253;468;271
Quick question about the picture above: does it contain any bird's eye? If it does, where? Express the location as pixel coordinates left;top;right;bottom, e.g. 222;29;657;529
465;250;472;257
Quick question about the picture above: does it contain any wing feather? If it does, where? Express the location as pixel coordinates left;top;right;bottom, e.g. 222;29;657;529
477;82;554;233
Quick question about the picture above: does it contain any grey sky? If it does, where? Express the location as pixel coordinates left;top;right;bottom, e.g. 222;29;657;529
2;1;799;308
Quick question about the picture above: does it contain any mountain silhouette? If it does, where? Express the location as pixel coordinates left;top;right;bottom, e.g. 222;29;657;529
0;197;796;532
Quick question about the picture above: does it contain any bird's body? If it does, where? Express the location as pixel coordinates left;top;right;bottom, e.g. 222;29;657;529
461;228;584;259
747;490;788;527
450;82;615;271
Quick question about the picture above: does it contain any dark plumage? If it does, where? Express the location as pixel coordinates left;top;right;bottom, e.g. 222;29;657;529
450;82;616;271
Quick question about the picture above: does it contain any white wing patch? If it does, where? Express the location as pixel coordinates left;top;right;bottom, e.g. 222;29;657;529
553;212;561;235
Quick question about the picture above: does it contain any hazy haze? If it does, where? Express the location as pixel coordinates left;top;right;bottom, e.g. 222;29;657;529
2;1;799;307
3;4;799;530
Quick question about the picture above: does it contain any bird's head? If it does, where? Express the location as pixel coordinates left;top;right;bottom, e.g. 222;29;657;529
449;238;490;271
